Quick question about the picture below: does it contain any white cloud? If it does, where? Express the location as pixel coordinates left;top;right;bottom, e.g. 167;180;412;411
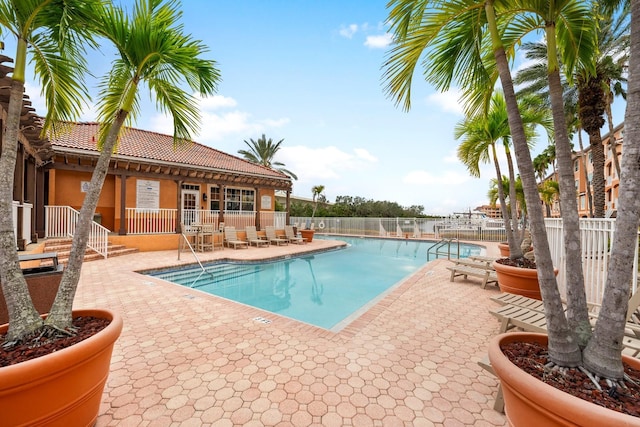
353;148;378;162
198;94;238;109
426;90;464;115
279;145;377;181
364;33;393;49
402;170;470;186
339;24;358;38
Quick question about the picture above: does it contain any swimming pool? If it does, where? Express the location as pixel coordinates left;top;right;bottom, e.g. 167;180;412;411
147;236;482;331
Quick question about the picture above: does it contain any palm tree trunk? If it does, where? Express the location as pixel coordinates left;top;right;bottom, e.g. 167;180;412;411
583;0;640;380
491;144;519;253
605;104;622;178
577;131;594;217
45;110;129;328
486;1;581;365
546;28;592;350
504;145;524;248
588;130;606;218
0;78;43;340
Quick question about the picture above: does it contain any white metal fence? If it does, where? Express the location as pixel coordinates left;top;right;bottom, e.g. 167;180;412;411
289;217;444;237
45;206;109;258
126;208;178;234
545;218;639;306
259;211;287;229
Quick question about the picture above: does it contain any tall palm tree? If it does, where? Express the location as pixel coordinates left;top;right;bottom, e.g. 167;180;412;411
383;0;640;378
488;175;526;220
0;0;102;341
238;134;298;180
455;91;551;257
311;185;325;219
45;0;221;330
515;10;629;217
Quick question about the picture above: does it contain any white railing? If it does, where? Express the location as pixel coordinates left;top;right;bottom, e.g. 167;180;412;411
181;209;219;226
289;217;445;237
45;206;109;258
259;211;287;229
545;218;639;306
127;208;178;234
223;211;255;229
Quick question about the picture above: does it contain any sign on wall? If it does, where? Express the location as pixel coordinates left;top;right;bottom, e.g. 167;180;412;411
80;181;91;193
261;195;272;210
137;179;160;210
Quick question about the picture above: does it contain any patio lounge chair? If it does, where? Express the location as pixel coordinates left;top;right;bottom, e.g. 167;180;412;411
488;290;640;355
265;226;288;246
284;225;305;244
445;259;498;289
245;226;269;247
224;226;248;249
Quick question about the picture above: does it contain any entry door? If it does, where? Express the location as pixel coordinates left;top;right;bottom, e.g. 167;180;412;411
181;189;200;225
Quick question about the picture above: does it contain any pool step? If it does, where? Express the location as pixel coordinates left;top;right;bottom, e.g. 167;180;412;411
154;263;262;286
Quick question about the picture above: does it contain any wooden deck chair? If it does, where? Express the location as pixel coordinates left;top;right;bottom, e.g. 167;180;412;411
224;226;248;249
265;226;288;246
245;226;269;247
284;225;305;244
446;259;498;289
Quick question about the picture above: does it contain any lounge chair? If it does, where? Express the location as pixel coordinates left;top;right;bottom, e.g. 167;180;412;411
489;290;640;355
265;226;288;246
224;226;248;249
245;226;269;247
284;225;305;244
445;259;498;289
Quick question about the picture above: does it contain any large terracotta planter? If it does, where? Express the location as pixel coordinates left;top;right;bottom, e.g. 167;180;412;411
498;242;510;257
492;261;558;301
489;332;640;426
0;308;123;426
300;229;315;242
0;270;63;324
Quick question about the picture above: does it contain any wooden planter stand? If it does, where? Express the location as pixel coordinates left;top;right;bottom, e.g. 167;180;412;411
0;256;63;325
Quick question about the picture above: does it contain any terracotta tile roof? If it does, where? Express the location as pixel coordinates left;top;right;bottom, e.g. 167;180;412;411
50;122;290;181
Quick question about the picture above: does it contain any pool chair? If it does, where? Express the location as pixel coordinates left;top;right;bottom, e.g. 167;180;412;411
245;226;269;247
224;226;249;249
284;225;306;244
265;226;289;246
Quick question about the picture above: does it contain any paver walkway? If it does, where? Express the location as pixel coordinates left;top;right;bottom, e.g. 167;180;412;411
75;238;507;426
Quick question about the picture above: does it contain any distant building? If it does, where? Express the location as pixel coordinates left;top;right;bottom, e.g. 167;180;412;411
544;123;622;218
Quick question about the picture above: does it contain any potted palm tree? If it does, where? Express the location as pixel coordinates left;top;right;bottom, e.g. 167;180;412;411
0;1;221;425
301;185;325;242
385;0;640;423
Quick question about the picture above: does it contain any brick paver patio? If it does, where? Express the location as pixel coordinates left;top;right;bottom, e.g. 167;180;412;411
75;238;507;426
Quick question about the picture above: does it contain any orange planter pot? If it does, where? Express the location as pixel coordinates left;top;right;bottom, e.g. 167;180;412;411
489;332;640;426
300;229;315;242
498;242;510;257
0;309;123;426
492;261;558;301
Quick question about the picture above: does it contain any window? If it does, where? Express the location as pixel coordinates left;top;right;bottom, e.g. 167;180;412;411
580;194;586;210
575;179;579;189
209;186;220;210
225;188;255;211
588;152;593;164
574;160;579;172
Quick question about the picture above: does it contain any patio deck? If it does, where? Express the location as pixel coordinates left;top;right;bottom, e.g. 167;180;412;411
75;237;507;426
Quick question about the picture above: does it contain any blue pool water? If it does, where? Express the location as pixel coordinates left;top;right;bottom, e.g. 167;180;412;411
147;236;482;330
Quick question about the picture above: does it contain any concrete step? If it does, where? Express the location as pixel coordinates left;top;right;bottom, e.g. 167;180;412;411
40;238;139;265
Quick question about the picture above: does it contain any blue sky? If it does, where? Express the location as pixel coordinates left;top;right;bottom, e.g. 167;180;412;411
7;1;628;216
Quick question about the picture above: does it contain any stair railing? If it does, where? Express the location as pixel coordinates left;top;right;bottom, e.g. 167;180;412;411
45;206;109;259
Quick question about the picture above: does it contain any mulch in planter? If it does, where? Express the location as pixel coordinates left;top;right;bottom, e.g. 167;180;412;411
0;316;110;367
503;340;640;417
496;257;537;269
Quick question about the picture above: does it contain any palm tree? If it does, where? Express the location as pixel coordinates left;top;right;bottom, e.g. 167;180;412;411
515;10;629;217
487;175;526;221
45;0;221;330
383;0;640;379
311;185;325;220
455;91;551;257
0;0;102;341
238;134;298;179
